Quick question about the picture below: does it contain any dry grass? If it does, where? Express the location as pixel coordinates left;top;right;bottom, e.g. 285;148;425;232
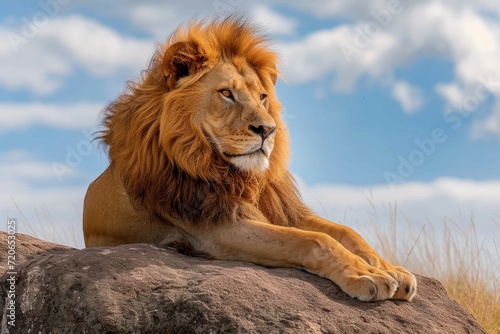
370;205;500;334
11;199;84;248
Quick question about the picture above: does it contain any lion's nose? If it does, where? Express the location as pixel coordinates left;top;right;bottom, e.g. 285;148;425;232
248;125;276;140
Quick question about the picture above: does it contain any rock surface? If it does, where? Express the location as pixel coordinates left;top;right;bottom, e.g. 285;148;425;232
0;232;74;274
0;232;486;334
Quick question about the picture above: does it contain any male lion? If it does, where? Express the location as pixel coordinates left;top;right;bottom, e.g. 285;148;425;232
83;17;417;302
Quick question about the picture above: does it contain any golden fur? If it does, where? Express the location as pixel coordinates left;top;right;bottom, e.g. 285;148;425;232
98;17;306;229
83;17;417;302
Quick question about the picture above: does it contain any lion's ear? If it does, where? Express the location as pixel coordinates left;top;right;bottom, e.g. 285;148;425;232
163;41;208;89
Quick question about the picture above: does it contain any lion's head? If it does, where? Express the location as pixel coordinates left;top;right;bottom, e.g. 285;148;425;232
188;60;277;173
157;17;289;178
101;17;296;224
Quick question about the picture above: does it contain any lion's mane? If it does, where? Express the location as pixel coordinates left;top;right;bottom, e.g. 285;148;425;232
100;16;308;227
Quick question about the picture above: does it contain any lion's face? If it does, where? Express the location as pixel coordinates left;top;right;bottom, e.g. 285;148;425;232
158;29;283;180
196;61;277;173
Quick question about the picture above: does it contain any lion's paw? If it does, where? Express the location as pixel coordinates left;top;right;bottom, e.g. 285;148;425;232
384;265;417;301
359;254;418;301
341;268;398;302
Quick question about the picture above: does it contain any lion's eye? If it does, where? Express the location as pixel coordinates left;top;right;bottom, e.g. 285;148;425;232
219;89;234;101
260;93;268;101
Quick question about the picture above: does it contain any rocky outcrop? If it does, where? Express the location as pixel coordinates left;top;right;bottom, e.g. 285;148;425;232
1;232;486;333
0;231;73;275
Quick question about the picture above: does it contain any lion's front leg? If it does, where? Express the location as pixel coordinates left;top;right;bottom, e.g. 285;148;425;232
299;216;417;301
181;220;399;302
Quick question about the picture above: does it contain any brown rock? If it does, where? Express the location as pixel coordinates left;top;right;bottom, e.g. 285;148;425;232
0;231;74;274
0;233;486;333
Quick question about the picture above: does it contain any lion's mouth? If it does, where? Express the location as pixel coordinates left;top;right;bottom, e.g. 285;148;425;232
223;148;266;158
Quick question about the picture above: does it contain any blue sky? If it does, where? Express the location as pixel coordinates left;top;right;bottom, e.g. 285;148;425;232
1;0;499;248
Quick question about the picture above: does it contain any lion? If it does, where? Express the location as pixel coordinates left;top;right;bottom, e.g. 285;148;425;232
83;16;417;302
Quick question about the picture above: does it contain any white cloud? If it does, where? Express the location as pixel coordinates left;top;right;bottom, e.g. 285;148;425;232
277;1;500;137
391;81;423;113
0;102;104;132
2;0;500;138
125;4;180;40
278;0;393;20
124;3;297;40
0;26;71;94
279;25;361;89
435;83;465;109
253;6;297;35
1;151;87;247
123;2;298;38
0;5;298;95
81;0;218;38
279;16;413;92
432;0;499;12
470;102;500;140
279;23;399;93
298;177;500;245
43;16;154;76
3;184;86;248
0;150;61;181
0;16;153;95
281;0;499;21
